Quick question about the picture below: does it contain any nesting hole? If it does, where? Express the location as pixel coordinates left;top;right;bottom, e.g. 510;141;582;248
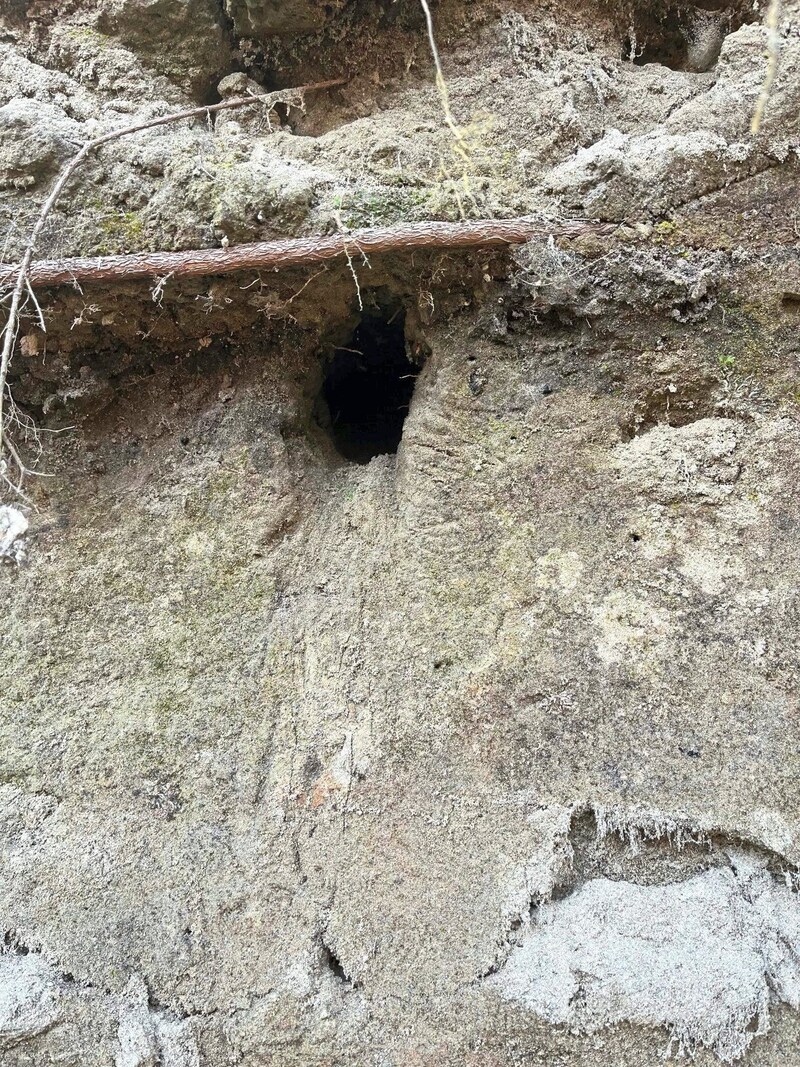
321;943;349;982
319;937;359;988
320;308;417;464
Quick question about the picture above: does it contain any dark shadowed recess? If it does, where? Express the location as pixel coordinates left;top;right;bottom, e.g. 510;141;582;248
623;0;757;72
321;308;417;464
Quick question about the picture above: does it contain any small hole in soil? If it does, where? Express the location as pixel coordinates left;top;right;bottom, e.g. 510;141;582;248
321;309;417;463
273;101;290;127
4;931;29;955
781;293;800;313
321;940;352;984
200;84;223;108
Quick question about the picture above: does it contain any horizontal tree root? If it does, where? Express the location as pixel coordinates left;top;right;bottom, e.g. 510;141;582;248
1;217;616;289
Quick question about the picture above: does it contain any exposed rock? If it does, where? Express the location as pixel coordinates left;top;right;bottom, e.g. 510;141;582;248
115;977;199;1067
0;100;82;190
96;0;232;99
0;507;28;564
547;127;756;218
0;954;61;1048
488;852;800;1063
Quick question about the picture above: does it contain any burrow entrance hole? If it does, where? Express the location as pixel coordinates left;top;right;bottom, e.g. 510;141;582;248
623;1;756;72
319;306;418;464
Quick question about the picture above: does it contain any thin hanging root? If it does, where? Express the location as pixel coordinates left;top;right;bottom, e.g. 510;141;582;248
341;239;369;312
751;0;782;135
24;278;46;331
418;0;478;212
418;0;461;141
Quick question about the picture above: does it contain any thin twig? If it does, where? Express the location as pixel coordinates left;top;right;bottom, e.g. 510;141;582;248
287;266;329;303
